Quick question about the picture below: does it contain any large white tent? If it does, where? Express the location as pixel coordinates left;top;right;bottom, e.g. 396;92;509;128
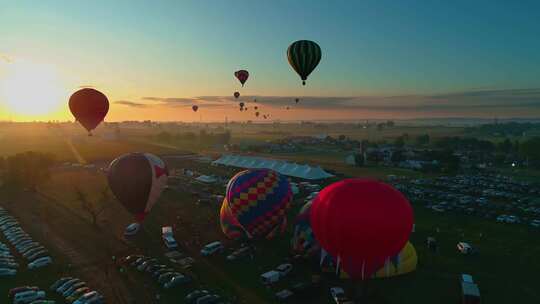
212;154;334;180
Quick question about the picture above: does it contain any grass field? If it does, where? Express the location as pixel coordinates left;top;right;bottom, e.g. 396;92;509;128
1;123;539;303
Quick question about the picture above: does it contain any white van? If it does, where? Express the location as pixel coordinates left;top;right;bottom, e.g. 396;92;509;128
13;290;45;304
200;241;223;256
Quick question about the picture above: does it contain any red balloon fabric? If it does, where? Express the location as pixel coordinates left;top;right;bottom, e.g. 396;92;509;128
234;91;240;99
69;88;109;133
310;179;413;280
234;70;249;87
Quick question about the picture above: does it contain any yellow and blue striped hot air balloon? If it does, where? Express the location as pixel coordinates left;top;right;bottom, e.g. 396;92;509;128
225;169;292;239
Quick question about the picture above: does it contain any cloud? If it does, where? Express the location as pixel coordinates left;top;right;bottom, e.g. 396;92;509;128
115;100;148;108
118;88;540;117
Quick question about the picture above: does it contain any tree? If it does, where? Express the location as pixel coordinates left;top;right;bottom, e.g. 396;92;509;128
394;136;405;148
75;187;110;227
416;134;430;146
4;151;55;191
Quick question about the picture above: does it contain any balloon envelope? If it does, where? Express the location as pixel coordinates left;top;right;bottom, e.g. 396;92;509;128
292;201;320;257
234;70;249;87
234;92;240;99
225;169;292;239
108;153;168;222
69;88;109;134
287;40;322;85
220;198;246;240
192;105;198;112
310;179;413;280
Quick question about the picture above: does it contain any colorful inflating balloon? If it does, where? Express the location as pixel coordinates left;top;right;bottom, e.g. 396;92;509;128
192;105;198;112
224;169;292;239
310;179;413;280
234;70;249;87
69;88;109;136
287;40;322;85
220;198;245;240
234;92;240;99
292;201;320;257
107;153;168;222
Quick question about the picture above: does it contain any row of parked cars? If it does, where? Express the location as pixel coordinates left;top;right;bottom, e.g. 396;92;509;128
123;254;192;289
50;276;104;304
0;207;52;274
8;285;53;304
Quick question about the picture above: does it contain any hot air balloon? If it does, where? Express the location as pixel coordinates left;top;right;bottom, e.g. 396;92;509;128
286;106;290;110
234;92;240;99
254;106;258;110
69;88;109;136
239;102;245;108
310;179;413;280
255;112;260;117
263;115;267;119
220;198;246;240
223;169;292;239
292;201;320;257
234;70;249;87
192;105;199;112
107;153;168;222
287;40;322;85
254;99;257;103
295;98;300;104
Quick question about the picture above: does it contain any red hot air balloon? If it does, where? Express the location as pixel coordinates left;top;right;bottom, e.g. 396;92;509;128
295;98;300;104
255;112;260;117
234;70;249;87
310;179;413;280
69;88;109;136
254;106;258;110
107;153;168;222
192;105;199;112
234;92;240;99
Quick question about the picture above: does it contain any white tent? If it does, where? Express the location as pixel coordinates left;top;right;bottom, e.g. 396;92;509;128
213;154;334;180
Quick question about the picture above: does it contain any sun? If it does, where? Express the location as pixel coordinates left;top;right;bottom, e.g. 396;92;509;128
1;61;67;118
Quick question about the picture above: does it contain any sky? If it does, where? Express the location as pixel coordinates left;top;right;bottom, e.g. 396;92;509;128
1;0;539;122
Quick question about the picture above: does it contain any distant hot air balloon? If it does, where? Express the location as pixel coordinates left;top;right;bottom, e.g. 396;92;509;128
287;40;322;85
295;98;300;104
254;99;257;103
107;153;168;222
263;115;267;119
286;106;290;110
69;88;109;136
255;112;260;117
234;70;249;87
234;92;240;99
310;179;413;280
239;102;245;108
223;169;292;239
192;105;199;112
254;106;258;110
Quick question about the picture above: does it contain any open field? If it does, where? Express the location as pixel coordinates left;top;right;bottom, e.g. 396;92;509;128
1;123;539;303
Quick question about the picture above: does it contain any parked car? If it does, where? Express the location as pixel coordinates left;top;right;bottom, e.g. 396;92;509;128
276;263;293;277
27;250;49;262
28;256;52;269
275;289;294;302
152;268;175;278
195;294;221;304
50;277;73;291
63;281;86;297
200;241;224;256
163;274;191;289
57;279;81;293
226;247;250;261
8;286;39;298
158;272;180;285
137;258;158;271
185;289;210;303
0;267;17;276
73;291;98;304
13;290;45;304
330;287;353;304
261;270;280;285
124;223;140;237
457;242;474;254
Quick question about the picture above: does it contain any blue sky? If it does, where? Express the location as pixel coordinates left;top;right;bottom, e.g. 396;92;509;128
1;0;539;120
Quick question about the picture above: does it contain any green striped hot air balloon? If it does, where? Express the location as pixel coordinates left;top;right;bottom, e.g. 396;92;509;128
287;40;322;85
